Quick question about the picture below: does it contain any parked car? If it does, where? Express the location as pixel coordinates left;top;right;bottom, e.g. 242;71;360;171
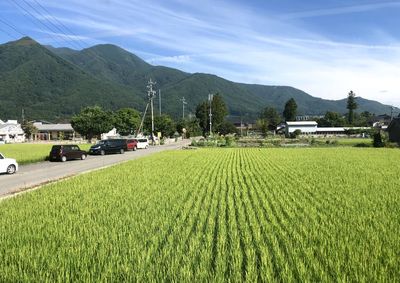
49;145;87;162
89;139;127;155
0;152;18;174
126;139;138;151
136;138;149;149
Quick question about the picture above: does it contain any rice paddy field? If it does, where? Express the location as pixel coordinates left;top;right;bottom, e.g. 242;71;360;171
0;148;399;282
0;143;91;164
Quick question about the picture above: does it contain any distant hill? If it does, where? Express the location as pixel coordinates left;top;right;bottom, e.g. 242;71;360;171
0;37;397;121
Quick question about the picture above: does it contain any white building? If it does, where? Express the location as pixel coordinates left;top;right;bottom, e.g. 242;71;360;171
285;121;318;136
0;120;25;143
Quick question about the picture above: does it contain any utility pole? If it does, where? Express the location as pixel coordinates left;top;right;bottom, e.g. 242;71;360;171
21;108;25;123
147;79;156;141
240;111;243;136
208;93;213;136
180;97;187;119
159;89;161;116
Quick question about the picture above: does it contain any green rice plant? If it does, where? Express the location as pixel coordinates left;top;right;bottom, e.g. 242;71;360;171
0;148;399;281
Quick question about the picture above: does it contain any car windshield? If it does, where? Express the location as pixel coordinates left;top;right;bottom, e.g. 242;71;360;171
138;139;147;142
96;141;107;145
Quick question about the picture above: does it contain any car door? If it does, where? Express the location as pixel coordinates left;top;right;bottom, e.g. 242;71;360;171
71;146;79;159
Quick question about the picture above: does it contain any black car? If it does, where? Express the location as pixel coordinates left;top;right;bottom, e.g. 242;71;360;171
89;139;128;155
49;145;87;162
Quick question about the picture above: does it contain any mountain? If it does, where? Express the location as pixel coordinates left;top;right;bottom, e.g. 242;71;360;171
0;37;397;122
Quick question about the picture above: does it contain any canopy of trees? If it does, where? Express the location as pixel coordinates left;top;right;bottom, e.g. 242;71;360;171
71;106;114;141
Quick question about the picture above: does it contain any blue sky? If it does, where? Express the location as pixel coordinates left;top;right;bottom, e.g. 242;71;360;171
1;0;400;108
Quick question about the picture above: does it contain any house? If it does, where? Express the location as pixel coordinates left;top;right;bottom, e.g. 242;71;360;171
0;120;25;143
387;118;400;143
285;121;318;136
32;122;78;141
101;128;118;140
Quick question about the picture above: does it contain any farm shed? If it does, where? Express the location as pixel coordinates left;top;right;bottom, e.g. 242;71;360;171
387;118;400;143
285;121;317;136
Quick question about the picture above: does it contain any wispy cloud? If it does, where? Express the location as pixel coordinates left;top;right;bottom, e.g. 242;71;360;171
280;1;400;19
2;0;400;107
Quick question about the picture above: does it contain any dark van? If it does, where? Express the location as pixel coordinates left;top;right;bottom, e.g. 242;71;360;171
89;139;127;155
49;145;87;162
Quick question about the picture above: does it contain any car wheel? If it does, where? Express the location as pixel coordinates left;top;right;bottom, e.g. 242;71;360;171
100;150;105;156
145;145;148;149
81;154;86;160
120;148;124;154
133;146;137;151
61;156;67;162
6;165;16;174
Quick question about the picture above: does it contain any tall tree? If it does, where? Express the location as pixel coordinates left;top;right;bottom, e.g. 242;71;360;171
347;90;357;125
71;106;114;142
211;94;228;130
113;108;141;136
283;98;297;121
195;101;209;136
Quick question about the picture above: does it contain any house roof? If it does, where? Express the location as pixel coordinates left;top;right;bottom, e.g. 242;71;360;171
33;123;74;131
286;121;318;126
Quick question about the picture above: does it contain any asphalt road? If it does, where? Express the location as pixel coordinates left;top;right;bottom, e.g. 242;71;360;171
0;140;190;198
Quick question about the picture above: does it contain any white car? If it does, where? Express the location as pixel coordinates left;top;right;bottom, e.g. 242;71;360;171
136;138;149;149
0;152;18;174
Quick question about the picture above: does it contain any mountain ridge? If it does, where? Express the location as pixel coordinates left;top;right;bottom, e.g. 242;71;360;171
0;37;397;121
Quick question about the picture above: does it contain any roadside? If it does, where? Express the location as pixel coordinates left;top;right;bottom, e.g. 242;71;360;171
0;140;190;198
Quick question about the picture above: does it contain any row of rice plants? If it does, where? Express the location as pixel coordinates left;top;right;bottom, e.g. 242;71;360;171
0;148;399;281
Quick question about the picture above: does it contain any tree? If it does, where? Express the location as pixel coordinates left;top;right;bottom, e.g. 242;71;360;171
145;114;175;137
21;121;38;140
211;94;228;130
195;101;209;136
317;111;346;127
176;118;202;138
218;121;238;135
347;90;357;125
259;106;281;134
195;93;228;136
283;98;297;121
113;108;140;136
71;106;114;142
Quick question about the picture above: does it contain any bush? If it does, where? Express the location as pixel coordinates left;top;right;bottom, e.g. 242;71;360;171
373;132;385;148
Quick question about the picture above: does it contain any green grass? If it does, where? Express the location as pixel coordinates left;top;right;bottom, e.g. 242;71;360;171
328;138;372;146
0;143;91;165
0;148;399;281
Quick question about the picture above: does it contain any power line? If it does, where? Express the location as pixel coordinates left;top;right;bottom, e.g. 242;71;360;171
7;0;111;66
0;18;25;37
19;0;82;50
7;0;67;47
0;26;16;39
31;0;91;50
28;0;117;67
